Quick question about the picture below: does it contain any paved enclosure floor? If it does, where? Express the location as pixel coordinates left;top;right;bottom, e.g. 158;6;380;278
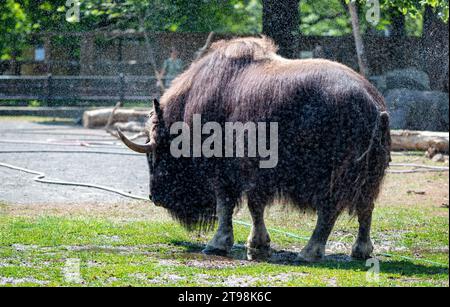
0;120;149;205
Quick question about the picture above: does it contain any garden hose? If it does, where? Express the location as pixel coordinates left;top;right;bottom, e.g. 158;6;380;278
0;152;448;268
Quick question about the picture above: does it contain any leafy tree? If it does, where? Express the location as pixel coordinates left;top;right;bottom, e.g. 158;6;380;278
0;0;33;60
300;0;351;36
379;0;448;38
1;0;448;61
57;0;261;33
292;0;448;38
0;0;262;60
380;0;448;21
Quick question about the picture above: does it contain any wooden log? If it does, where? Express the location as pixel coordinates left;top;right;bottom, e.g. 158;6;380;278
391;130;449;152
83;108;150;128
83;109;449;153
113;121;145;133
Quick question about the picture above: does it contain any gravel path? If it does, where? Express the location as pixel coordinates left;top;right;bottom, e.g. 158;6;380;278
0;120;149;205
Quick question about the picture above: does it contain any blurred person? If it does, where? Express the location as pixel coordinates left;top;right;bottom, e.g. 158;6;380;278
313;44;325;59
159;47;184;88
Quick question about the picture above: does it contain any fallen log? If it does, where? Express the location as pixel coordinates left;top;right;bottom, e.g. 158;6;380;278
113;121;146;133
83;108;150;129
391;130;449;153
84;109;449;153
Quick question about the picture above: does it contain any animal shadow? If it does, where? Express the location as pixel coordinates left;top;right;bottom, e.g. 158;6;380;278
170;240;448;278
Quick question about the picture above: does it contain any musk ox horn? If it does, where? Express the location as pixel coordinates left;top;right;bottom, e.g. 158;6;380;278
117;129;155;153
153;99;163;121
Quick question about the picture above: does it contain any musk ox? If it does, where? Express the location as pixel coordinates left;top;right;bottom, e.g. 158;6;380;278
119;37;391;262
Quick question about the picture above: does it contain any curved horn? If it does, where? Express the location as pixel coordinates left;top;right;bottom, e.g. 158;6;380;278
117;129;155;154
153;99;164;123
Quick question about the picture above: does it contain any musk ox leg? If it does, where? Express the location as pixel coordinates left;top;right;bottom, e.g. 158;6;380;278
351;206;374;260
297;207;339;262
246;197;271;261
202;198;234;256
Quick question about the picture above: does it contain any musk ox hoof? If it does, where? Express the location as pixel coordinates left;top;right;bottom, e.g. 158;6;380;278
202;246;230;257
246;246;272;261
351;241;374;260
296;244;325;263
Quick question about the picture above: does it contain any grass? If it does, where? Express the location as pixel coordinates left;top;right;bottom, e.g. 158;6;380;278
0;154;448;287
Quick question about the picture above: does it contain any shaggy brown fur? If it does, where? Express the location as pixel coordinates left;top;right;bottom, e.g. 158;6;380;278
146;37;391;235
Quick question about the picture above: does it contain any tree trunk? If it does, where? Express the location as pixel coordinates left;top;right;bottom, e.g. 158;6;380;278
80;34;95;75
262;0;300;59
422;5;449;91
348;1;369;77
391;13;406;38
390;12;407;68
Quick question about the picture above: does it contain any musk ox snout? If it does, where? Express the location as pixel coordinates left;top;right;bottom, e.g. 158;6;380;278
149;193;166;207
149;195;163;207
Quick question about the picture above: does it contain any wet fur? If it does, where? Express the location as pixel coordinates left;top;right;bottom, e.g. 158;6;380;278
150;37;391;230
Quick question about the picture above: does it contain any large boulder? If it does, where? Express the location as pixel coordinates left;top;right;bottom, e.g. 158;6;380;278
385;69;431;91
385;89;449;132
369;75;387;94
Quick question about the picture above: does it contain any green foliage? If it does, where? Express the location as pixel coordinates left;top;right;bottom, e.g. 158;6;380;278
337;0;448;37
0;0;448;59
347;0;449;22
0;0;74;59
28;100;41;107
68;0;261;33
405;12;424;36
0;0;32;60
300;0;351;36
299;0;448;36
380;0;449;21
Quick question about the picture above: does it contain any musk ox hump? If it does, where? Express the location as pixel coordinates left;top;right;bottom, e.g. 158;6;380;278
211;36;278;61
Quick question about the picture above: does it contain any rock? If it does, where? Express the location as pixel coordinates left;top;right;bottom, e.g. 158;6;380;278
432;154;445;162
385;89;449;131
425;146;439;159
369;75;387;94
385;68;431;91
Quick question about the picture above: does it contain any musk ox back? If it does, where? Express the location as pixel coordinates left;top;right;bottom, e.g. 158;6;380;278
119;37;391;261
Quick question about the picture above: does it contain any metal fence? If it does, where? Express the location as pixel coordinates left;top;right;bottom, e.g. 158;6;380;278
0;74;163;104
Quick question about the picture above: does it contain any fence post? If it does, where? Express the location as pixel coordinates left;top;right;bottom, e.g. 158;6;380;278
46;73;53;106
119;73;125;106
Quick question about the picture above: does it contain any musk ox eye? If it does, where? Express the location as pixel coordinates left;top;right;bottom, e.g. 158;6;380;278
156;170;168;177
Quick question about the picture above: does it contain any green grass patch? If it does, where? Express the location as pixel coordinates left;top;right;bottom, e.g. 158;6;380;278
0;204;448;287
0;151;447;286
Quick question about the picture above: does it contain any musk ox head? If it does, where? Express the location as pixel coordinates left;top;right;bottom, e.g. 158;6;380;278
118;99;216;230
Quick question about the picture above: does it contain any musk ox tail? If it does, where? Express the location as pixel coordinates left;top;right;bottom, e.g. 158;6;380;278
355;111;390;163
330;94;391;214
